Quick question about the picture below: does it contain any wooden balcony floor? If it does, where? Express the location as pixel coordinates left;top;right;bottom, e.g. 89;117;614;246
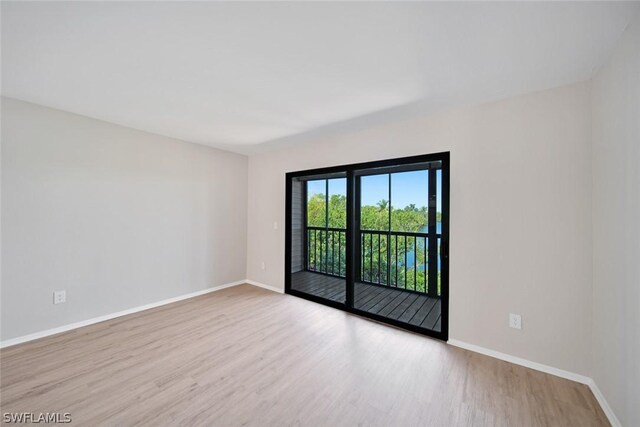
291;271;441;332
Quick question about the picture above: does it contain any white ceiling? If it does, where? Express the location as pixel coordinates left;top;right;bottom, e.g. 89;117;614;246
2;2;638;155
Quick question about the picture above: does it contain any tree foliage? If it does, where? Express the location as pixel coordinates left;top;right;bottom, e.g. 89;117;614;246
307;193;439;232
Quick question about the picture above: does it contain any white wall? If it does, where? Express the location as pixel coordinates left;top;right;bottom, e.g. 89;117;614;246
591;11;640;427
247;82;593;376
1;97;248;341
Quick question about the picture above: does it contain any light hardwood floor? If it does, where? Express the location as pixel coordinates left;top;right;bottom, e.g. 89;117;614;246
1;285;608;426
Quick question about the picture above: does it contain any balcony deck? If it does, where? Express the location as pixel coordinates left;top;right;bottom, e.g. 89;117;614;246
291;270;441;332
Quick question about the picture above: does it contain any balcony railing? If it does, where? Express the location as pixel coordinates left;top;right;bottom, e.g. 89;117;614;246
306;227;441;296
360;229;440;296
307;226;346;277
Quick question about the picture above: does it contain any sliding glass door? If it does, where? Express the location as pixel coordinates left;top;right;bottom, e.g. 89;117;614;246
285;153;449;340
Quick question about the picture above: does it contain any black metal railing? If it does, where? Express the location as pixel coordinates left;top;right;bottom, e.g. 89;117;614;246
306;226;347;277
306;227;441;296
360;230;441;296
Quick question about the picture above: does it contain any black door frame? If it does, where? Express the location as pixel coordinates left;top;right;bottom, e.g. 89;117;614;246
285;152;450;341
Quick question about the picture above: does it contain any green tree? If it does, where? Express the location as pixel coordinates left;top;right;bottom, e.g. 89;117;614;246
307;193;326;227
328;194;346;228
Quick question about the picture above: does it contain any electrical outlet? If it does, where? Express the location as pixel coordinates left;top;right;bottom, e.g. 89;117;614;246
53;290;66;305
509;313;522;330
261;261;266;270
273;221;278;230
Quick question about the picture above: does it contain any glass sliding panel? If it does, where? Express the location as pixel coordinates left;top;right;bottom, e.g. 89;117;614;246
290;175;346;304
391;170;428;232
354;166;442;334
360;174;390;231
359;174;390;288
328;178;346;229
306;180;326;227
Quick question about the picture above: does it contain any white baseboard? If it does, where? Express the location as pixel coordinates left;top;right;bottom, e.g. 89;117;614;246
0;279;246;349
587;378;622;427
448;339;620;427
447;339;591;384
245;279;284;294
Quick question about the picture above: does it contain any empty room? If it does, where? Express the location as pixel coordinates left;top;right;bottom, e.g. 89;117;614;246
1;1;639;426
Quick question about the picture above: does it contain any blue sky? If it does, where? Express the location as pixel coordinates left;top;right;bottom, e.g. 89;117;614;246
307;170;442;212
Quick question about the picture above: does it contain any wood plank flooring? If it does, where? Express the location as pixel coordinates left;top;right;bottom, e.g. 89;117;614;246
0;285;608;426
291;271;441;331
